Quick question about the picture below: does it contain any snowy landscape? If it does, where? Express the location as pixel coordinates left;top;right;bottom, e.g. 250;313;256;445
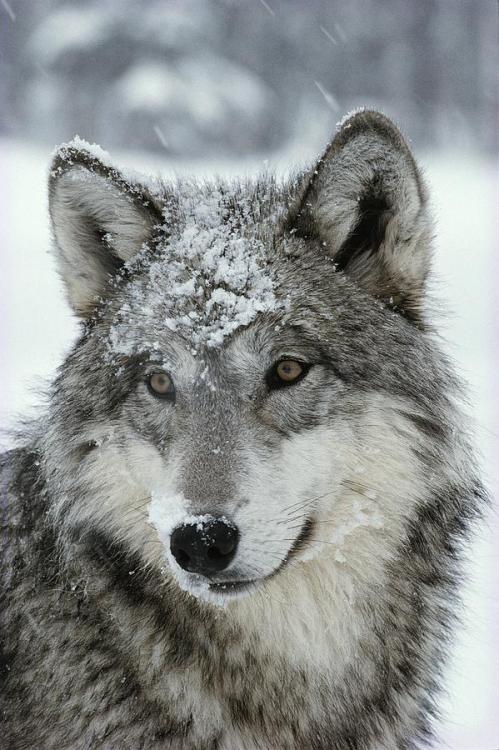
1;1;497;747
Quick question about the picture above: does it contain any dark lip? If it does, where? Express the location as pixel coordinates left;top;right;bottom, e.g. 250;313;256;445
208;516;315;597
209;579;259;597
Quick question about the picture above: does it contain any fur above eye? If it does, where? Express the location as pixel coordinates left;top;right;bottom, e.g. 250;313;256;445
147;372;175;400
266;360;311;389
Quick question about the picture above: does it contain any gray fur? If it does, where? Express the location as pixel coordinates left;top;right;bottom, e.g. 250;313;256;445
1;110;484;749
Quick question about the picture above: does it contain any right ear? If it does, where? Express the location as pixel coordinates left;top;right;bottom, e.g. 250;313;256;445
49;141;163;317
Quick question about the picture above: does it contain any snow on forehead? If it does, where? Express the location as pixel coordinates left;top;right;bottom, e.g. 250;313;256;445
110;182;280;353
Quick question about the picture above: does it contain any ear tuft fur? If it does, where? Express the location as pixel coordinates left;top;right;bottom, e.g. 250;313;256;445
286;110;433;322
49;141;162;317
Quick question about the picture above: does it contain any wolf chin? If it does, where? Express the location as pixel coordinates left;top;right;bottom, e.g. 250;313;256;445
1;111;483;749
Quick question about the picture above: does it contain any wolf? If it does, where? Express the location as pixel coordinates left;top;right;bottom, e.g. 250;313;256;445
0;110;483;749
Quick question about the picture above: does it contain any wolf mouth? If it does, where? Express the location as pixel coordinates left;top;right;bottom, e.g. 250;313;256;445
208;516;316;596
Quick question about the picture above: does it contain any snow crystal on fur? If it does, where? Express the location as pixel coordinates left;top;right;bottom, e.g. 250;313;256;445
52;135;163;195
110;183;280;352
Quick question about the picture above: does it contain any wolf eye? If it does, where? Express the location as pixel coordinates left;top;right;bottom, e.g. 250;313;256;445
147;372;175;400
266;359;310;389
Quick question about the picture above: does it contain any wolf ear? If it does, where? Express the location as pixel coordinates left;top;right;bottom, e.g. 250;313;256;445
49;142;162;317
286;110;432;321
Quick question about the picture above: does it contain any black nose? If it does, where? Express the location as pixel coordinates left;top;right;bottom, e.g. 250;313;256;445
170;517;239;576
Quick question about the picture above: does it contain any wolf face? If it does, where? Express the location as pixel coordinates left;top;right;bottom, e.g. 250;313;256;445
45;112;460;613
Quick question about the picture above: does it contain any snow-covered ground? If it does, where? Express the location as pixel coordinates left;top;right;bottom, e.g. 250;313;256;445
1;138;497;748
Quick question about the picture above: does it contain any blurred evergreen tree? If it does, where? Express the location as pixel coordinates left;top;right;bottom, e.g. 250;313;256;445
0;0;495;155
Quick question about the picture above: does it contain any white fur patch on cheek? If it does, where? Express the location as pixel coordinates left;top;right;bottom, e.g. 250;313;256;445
280;426;347;499
57;434;187;569
277;426;351;563
308;396;429;583
233;426;347;575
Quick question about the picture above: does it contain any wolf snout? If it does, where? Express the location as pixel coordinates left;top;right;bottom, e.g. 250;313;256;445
170;517;239;576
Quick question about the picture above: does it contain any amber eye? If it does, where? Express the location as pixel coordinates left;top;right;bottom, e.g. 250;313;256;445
266;359;310;390
147;372;175;400
276;360;303;381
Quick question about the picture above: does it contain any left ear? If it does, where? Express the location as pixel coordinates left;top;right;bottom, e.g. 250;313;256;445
49;140;163;318
286;110;433;321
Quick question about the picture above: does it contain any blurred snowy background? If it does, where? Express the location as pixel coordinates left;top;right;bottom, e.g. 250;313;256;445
1;2;497;748
1;0;496;156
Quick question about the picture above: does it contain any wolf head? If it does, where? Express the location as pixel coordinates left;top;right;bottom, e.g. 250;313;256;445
45;111;453;607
